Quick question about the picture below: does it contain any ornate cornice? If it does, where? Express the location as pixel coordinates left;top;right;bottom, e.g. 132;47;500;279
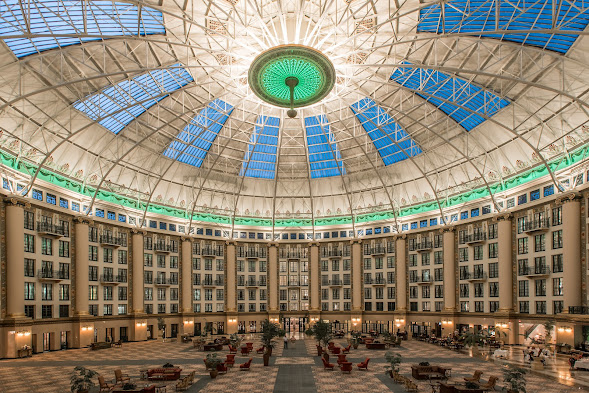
349;239;362;245
4;196;30;208
268;242;278;248
130;228;146;236
440;225;455;234
73;215;93;225
492;212;512;223
394;234;407;241
181;235;192;242
225;240;237;246
556;192;580;205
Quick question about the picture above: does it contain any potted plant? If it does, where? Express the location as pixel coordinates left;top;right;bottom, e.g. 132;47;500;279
162;362;174;368
157;317;166;341
350;331;362;349
384;351;402;378
205;353;222;378
229;333;243;349
465;381;480;390
121;382;138;391
461;328;487;356
543;320;555;351
70;366;98;393
503;366;527;393
306;320;333;361
260;319;283;366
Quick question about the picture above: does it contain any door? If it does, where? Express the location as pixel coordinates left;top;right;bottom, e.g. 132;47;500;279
120;327;128;342
171;324;178;338
31;334;37;353
42;333;50;352
147;325;153;340
105;328;114;342
60;331;68;349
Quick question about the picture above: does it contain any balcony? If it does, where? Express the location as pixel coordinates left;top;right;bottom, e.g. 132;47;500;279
569;306;589;315
36;222;67;238
411;276;433;285
288;281;300;287
245;280;259;287
328;279;343;286
202;279;224;287
243;250;264;259
327;249;343;258
155;278;173;286
100;274;125;285
465;232;487;244
99;234;125;247
281;251;306;259
369;246;386;255
523;219;550;234
155;243;174;254
202;247;222;257
415;240;433;252
37;269;67;281
466;272;488;282
364;277;387;285
523;266;551;277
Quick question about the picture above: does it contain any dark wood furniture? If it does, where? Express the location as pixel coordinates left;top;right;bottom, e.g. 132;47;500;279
366;342;387;349
90;342;112;350
203;343;223;351
411;365;450;380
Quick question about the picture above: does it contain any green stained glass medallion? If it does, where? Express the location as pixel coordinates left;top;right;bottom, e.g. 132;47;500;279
248;45;336;112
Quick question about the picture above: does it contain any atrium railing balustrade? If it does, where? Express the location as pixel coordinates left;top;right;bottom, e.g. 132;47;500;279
280;249;307;259
523;218;551;233
465;231;487;244
36;221;68;237
37;269;68;281
155;277;173;286
202;246;223;257
155;241;177;253
410;275;432;284
521;265;551;277
466;271;488;282
569;306;589;315
415;238;433;252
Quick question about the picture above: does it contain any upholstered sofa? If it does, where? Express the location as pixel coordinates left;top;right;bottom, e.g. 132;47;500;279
147;367;182;381
411;365;450;380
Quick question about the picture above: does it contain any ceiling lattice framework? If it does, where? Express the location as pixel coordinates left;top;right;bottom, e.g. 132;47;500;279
0;0;588;231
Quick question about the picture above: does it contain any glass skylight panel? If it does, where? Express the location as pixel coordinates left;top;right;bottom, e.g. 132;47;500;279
240;116;280;179
418;0;589;53
390;62;510;131
304;115;345;179
350;98;422;166
74;64;193;134
0;1;165;58
163;99;234;168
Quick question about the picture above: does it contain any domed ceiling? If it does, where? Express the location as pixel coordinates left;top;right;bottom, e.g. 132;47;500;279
0;0;588;229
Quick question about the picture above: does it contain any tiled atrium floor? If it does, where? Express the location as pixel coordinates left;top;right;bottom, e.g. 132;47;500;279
1;336;588;392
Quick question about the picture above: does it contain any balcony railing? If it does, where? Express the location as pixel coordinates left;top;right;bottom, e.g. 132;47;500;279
281;251;306;259
415;240;433;252
328;279;343;286
202;279;224;286
100;274;126;284
100;234;126;247
155;277;173;286
36;222;68;237
246;280;260;287
465;232;487;244
410;276;432;284
37;269;68;281
365;277;387;285
322;249;343;258
569;306;589;314
522;266;551;277
523;218;550;233
155;243;177;253
369;246;386;255
466;272;488;281
202;247;223;257
241;250;267;259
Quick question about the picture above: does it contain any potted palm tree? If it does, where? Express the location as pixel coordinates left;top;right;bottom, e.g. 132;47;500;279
543;320;555;351
205;353;222;378
70;366;98;393
384;351;402;378
260;319;283;366
461;328;487;357
503;366;527;393
350;331;362;349
305;320;333;362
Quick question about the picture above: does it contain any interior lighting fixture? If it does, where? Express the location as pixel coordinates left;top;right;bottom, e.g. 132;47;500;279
248;45;335;118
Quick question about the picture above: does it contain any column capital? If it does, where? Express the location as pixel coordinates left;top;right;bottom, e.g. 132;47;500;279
4;196;30;208
492;212;512;222
181;235;192;242
557;192;580;205
394;233;407;241
439;225;455;234
131;228;146;235
73;215;93;225
268;242;279;248
349;239;362;245
225;240;237;246
308;241;319;247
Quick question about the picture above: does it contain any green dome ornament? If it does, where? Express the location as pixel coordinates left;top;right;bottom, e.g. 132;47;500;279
248;45;336;118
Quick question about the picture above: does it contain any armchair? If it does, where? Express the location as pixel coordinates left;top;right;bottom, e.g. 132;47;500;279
357;358;370;370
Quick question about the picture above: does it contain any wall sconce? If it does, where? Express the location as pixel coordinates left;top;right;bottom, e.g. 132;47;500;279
136;322;147;327
558;327;573;333
184;320;194;325
16;331;31;337
81;326;92;331
442;320;453;325
228;318;237;323
495;323;508;329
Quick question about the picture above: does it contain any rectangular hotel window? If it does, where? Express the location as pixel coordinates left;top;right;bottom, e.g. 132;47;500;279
24;258;35;277
552;206;562;226
553;278;563;296
59;284;69;301
24;210;34;230
458;248;468;262
118;250;127;264
363;258;371;269
409;254;417;266
518;280;529;297
552;230;563;249
534;234;545;252
488;262;499;278
24;282;35;300
552;254;563;273
59;240;69;257
89;245;98;261
488;243;498;258
473;245;483;260
41;305;52;319
104;248;113;263
535;279;546;296
535;301;547;314
459;284;469;298
41;283;53;300
89;286;98;301
489;282;499;297
517;238;528;254
88;266;98;281
553;301;563;314
144;254;153;267
24;234;35;253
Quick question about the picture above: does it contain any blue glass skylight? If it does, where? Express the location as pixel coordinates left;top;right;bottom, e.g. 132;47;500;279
304;115;346;179
390;62;510;131
163;99;234;168
240;116;280;179
418;0;589;54
0;1;165;58
350;98;422;166
74;64;193;134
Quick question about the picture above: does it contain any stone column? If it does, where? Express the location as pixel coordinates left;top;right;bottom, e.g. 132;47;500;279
442;227;456;311
351;240;362;311
180;237;192;313
268;243;278;312
561;194;582;310
74;217;91;316
395;235;407;311
131;230;145;314
225;241;237;313
5;198;27;318
497;214;513;311
309;242;320;311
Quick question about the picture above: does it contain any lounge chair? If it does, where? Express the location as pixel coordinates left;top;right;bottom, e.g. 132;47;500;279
322;357;335;370
337;354;347;365
241;346;251;355
464;370;483;383
216;363;228;375
114;369;130;384
240;358;253;371
479;376;498;391
340;362;353;374
228;344;238;353
256;346;265;354
342;344;351;354
225;354;235;367
357;358;370;370
175;377;190;391
98;375;114;392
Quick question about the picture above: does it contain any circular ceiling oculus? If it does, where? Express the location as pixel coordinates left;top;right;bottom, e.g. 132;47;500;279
248;45;336;109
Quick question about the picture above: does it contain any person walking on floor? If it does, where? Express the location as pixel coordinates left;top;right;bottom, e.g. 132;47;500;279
283;335;288;349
